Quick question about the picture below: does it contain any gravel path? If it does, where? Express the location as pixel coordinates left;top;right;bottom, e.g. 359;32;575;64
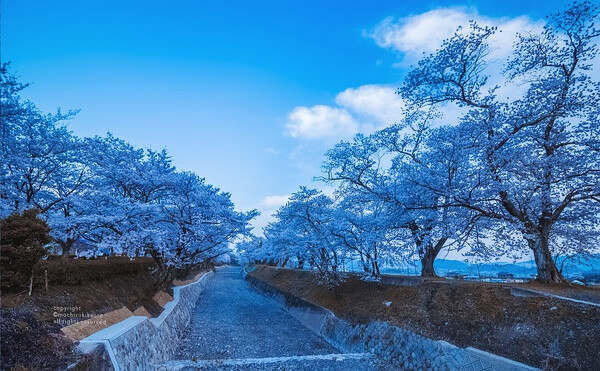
158;266;375;370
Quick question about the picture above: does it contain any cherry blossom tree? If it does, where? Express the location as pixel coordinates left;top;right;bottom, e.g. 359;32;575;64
263;187;346;287
1;65;257;273
1;64;84;218
160;171;258;279
400;1;600;283
321;122;475;277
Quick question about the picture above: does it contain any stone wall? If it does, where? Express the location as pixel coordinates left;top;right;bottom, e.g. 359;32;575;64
245;269;539;371
74;271;214;371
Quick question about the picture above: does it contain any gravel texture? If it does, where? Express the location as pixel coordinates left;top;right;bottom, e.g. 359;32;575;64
169;267;375;370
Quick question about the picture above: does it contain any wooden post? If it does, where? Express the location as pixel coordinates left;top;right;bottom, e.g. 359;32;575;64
28;269;34;297
45;269;49;294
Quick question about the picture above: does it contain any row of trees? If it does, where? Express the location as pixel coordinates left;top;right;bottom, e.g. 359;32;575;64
1;64;257;281
242;2;600;284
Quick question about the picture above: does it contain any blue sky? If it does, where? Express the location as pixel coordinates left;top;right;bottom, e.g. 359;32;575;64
2;0;566;233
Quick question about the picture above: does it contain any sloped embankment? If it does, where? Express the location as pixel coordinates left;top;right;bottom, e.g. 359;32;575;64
1;257;164;370
248;265;600;370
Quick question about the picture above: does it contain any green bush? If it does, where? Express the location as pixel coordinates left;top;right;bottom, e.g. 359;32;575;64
1;209;51;293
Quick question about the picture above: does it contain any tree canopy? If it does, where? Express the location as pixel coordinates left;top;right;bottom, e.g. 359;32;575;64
0;63;257;279
247;2;600;284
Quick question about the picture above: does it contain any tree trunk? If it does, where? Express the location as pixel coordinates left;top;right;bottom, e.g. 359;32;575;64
526;231;565;284
372;260;380;277
61;239;74;258
372;244;381;277
420;248;438;277
409;223;446;277
297;256;305;270
418;238;447;277
360;253;369;273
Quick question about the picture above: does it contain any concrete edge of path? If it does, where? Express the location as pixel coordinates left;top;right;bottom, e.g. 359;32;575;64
155;353;372;370
244;266;541;371
69;271;215;371
510;287;600;307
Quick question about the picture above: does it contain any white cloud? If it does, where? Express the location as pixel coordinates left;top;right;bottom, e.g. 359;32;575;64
248;194;291;236
284;8;546;142
336;84;404;125
261;194;290;209
263;146;280;155
285;85;404;140
371;10;471;56
369;8;544;63
285;105;359;140
367;7;548;123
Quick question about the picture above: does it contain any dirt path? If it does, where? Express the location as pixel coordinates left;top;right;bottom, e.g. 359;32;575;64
157;267;374;370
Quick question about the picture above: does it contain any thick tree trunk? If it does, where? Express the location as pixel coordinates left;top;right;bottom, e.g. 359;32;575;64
60;239;74;258
361;253;369;273
417;237;447;277
409;223;446;277
527;231;565;284
420;248;438;277
372;260;381;277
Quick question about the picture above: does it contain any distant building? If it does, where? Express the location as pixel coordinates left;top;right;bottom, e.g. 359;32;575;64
445;271;465;279
497;271;514;279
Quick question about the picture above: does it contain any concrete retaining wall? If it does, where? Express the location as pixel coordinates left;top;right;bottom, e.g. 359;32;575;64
74;271;214;371
244;269;539;371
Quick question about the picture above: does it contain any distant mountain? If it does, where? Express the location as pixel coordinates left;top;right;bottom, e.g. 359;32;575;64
508;255;600;274
413;259;534;277
378;254;600;278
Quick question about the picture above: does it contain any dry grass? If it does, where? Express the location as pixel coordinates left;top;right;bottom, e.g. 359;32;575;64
250;265;600;370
